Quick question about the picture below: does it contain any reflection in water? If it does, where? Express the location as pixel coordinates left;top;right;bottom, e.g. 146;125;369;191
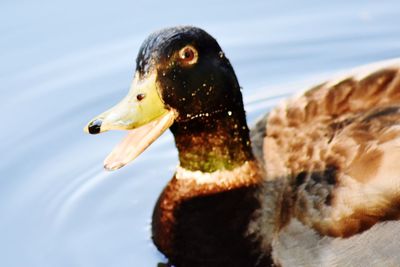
2;0;400;266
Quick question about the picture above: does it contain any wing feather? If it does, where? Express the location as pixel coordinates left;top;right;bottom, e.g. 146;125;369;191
263;58;400;237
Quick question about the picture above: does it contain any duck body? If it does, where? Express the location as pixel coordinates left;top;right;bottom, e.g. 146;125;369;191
152;170;270;267
255;61;400;266
86;26;400;266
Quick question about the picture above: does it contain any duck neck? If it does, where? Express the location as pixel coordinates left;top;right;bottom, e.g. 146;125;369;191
170;109;254;173
153;108;273;266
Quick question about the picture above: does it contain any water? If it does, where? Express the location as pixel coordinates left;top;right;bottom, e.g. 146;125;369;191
1;0;400;266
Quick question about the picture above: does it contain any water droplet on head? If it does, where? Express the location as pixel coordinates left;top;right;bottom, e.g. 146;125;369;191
219;51;224;58
227;111;232;116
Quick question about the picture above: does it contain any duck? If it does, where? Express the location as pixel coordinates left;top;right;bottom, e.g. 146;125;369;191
85;26;400;267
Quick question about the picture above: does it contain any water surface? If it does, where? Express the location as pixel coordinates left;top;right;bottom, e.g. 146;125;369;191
1;0;400;266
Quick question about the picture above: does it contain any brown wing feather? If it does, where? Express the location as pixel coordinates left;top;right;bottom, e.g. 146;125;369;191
263;59;400;237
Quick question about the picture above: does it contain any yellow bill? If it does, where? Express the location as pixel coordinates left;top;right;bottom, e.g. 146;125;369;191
85;72;176;171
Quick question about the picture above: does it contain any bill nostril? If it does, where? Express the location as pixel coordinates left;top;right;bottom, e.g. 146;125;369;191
88;119;102;134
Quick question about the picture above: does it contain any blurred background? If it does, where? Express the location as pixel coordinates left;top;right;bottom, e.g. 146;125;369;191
1;0;400;266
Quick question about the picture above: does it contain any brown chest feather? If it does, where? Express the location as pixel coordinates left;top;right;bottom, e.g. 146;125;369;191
152;177;272;267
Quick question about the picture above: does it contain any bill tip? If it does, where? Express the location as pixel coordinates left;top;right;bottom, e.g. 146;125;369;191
88;119;102;134
104;162;125;171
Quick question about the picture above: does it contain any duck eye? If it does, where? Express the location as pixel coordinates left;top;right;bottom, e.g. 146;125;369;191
178;45;198;65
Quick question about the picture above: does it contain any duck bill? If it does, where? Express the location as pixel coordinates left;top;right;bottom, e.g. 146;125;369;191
85;72;176;171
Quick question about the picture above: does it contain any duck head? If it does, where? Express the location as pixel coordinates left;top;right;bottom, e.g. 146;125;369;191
85;26;269;266
86;26;251;171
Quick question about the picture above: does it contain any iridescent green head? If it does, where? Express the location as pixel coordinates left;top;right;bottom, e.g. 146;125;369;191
86;26;252;172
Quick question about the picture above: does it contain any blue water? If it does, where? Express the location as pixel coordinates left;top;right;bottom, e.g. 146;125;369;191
1;0;400;266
